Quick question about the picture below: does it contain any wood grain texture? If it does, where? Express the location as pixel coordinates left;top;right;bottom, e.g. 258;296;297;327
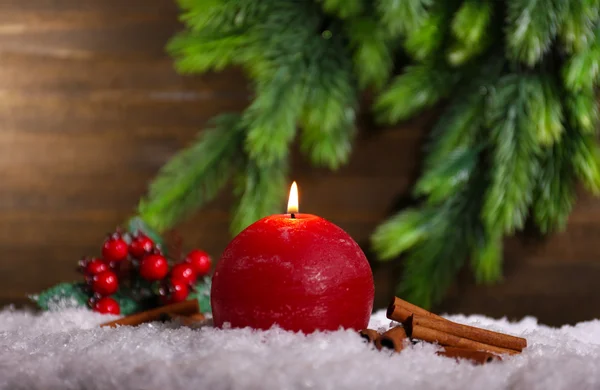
1;0;599;325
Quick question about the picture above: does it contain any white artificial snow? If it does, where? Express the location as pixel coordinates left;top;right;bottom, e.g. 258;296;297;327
1;306;599;390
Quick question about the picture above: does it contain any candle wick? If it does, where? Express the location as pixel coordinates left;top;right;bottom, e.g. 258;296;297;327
291;213;296;219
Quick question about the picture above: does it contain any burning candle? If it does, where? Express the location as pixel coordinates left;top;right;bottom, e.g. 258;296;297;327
211;182;375;333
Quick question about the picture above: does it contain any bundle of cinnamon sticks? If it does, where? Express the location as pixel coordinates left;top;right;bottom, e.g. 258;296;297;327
360;297;527;365
99;300;207;328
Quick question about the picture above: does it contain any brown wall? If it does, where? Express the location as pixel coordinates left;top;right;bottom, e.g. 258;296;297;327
1;0;599;326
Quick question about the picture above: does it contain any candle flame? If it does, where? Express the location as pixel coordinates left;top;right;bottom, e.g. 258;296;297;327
287;181;299;214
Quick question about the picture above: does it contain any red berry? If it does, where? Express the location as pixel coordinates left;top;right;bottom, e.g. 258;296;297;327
170;263;197;285
102;234;129;262
92;270;119;296
168;279;189;303
185;249;212;276
139;254;169;281
85;258;108;276
93;297;120;315
129;235;154;259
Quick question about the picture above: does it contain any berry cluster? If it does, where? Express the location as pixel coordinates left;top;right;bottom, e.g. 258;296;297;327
78;229;212;315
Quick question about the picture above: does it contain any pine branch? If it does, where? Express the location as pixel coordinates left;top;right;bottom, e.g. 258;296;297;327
377;0;432;36
447;0;493;66
566;87;599;134
414;147;479;204
403;2;450;61
138;114;245;232
423;56;504;171
530;74;564;146
572;130;600;195
559;0;600;53
533;138;576;233
482;75;541;234
168;31;250;73
319;0;364;19
371;208;436;259
176;0;268;33
230;158;288;234
563;28;600;91
374;63;458;124
346;17;394;90
300;27;358;170
506;0;566;66
469;231;503;283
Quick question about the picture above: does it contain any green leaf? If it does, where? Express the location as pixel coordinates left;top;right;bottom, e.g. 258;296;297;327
482;75;541;234
138;114;245;232
377;0;433;36
230;158;288;235
506;0;566;66
189;276;212;313
371;208;435;260
375;63;458;124
32;282;90;311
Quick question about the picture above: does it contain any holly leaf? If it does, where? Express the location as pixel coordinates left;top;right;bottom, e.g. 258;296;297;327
189;276;212;313
31;282;89;311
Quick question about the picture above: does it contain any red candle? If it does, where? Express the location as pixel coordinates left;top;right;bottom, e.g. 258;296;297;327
211;182;374;333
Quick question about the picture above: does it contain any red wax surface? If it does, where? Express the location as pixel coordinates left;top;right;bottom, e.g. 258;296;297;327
211;214;374;333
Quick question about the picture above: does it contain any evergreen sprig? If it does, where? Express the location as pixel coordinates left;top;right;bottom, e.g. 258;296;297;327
140;0;600;308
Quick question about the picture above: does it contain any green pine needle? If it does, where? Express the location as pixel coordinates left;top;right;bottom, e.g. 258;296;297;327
377;0;433;36
168;31;250;74
533;139;576;233
346;17;394;90
414;147;479;204
530;75;564;146
506;0;566;66
470;231;503;283
371;208;436;260
563;29;600;91
375;64;458;124
573;130;600;195
403;3;449;61
319;0;364;19
566;88;599;134
452;0;492;47
482;75;541;234
231;159;288;234
559;0;600;53
138;114;245;232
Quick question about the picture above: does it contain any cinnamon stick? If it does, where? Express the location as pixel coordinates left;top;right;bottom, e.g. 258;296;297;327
411;324;519;355
359;329;379;344
387;297;445;323
100;299;200;328
375;326;408;352
168;313;207;326
413;314;526;351
437;346;501;365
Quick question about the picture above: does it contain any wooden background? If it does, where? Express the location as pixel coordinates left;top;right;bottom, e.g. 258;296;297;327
1;0;599;326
